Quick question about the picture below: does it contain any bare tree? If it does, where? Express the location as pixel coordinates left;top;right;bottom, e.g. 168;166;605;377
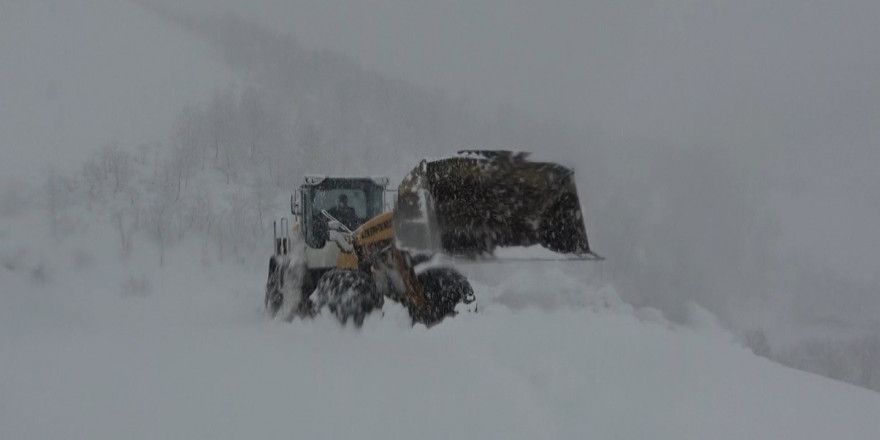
46;168;67;240
81;141;134;205
103;143;133;195
171;105;208;177
112;208;133;259
207;87;237;163
251;176;276;233
240;86;265;159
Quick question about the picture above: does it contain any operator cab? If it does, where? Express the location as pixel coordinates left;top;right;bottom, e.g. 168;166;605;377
293;176;389;249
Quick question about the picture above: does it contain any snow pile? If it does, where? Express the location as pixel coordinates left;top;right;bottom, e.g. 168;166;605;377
481;267;628;313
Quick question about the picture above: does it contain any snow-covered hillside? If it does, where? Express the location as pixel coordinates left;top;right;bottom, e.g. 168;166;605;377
3;205;879;440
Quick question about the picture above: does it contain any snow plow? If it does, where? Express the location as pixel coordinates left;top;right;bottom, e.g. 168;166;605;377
266;150;600;326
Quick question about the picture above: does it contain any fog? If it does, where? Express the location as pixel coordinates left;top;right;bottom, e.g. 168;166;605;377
159;0;880;331
2;0;879;388
176;1;880;150
0;0;233;179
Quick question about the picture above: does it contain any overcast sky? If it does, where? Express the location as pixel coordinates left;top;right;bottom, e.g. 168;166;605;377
5;0;878;170
174;0;880;154
0;0;231;180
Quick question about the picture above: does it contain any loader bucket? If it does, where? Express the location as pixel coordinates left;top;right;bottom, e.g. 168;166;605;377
394;150;598;259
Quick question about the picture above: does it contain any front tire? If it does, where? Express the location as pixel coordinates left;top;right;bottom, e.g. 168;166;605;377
416;267;475;325
310;269;383;326
266;256;311;321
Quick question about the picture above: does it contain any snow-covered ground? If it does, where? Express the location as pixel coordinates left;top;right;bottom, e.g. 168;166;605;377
2;209;880;440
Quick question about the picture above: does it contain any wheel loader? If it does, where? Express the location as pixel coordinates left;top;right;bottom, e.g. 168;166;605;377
266;150;601;326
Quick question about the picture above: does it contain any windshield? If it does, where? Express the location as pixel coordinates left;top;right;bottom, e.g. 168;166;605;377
302;179;386;248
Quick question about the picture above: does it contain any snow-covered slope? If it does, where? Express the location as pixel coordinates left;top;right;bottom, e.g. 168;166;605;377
2;210;879;440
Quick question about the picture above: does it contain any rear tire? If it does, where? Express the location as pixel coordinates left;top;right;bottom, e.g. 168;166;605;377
265;256;284;318
266;256;313;321
417;267;475;325
310;269;383;326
